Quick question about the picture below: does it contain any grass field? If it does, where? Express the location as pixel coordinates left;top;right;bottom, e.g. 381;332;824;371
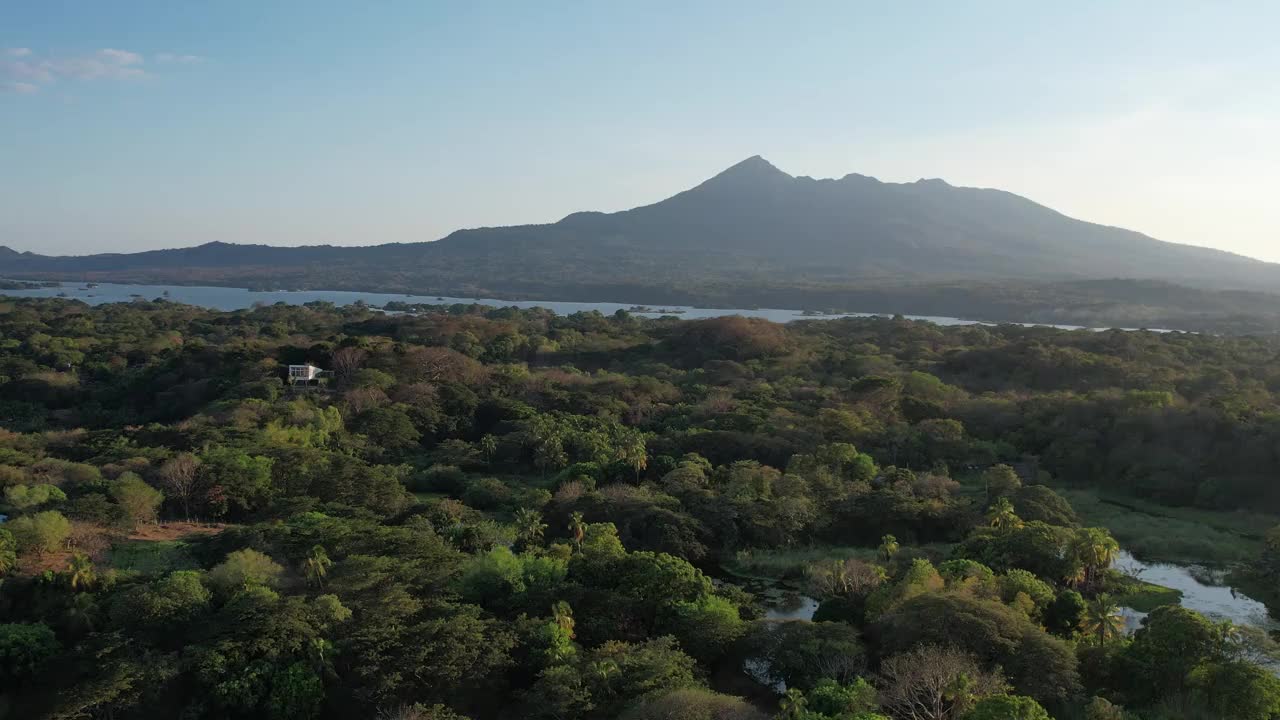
107;539;200;575
1059;487;1272;565
1105;571;1185;612
725;543;954;581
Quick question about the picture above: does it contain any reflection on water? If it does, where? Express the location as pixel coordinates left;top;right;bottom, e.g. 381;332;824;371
1115;550;1278;633
742;657;784;694
765;594;820;622
735;577;820;693
731;576;820;622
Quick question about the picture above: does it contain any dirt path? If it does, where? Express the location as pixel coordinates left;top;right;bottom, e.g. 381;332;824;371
128;521;227;542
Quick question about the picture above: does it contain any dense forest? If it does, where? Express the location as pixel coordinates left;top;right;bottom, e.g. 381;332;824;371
1;296;1280;719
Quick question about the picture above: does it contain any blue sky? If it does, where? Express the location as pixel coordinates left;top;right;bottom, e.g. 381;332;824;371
3;1;1278;261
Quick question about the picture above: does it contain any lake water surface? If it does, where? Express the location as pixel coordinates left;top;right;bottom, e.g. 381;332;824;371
1;280;1114;329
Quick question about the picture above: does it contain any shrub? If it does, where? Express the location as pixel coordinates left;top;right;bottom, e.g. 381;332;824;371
207;549;284;594
8;510;72;554
0;623;60;686
618;687;768;720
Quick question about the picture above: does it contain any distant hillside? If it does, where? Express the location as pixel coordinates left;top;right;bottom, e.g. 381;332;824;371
4;156;1280;331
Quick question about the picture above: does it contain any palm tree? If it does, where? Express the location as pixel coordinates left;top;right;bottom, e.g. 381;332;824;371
1070;527;1120;590
534;438;568;478
64;592;97;634
1080;594;1126;645
569;512;586;553
478;434;499;462
986;497;1022;531
1064;562;1087;589
590;659;619;686
878;534;900;563
66;553;95;590
514;507;547;549
308;637;337;677
551;601;576;639
303;545;332;588
618;432;648;482
778;689;808;719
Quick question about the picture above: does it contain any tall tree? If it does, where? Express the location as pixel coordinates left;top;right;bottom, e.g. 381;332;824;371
1080;594;1126;646
877;645;1007;720
778;689;808;719
110;472;164;529
879;534;900;563
982;464;1023;504
986;498;1022;531
157;453;201;521
66;553;96;591
569;512;586;553
514;508;547;550
551;601;576;640
331;346;369;384
1070;528;1120;590
303;545;332;588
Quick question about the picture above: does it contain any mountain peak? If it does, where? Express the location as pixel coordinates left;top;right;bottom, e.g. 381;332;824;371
727;154;783;174
914;177;952;188
710;155;790;181
690;156;792;195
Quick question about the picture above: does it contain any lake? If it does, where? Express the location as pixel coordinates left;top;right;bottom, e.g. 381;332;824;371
0;280;1119;329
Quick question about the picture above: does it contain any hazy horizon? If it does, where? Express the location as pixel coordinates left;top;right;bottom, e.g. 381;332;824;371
4;2;1279;263
4;154;1276;267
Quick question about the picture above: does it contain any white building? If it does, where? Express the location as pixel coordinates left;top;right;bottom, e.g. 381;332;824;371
288;364;323;382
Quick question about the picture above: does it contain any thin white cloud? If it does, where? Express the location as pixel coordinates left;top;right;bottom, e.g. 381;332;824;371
156;52;203;64
0;47;170;93
97;48;143;66
1;80;38;94
49;48;146;80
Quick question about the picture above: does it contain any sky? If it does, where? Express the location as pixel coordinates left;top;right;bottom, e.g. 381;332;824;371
2;1;1278;262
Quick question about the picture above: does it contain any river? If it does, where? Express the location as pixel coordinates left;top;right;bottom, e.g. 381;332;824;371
1114;550;1278;634
0;280;1155;330
741;550;1279;690
750;550;1276;633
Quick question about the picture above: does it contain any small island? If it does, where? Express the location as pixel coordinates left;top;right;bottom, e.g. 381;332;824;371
0;279;61;290
627;305;687;314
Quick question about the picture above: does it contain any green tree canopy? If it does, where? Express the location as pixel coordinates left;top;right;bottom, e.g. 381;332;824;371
962;695;1050;720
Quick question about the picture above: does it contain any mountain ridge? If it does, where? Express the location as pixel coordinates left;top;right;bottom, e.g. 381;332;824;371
3;155;1273;272
2;157;1278;324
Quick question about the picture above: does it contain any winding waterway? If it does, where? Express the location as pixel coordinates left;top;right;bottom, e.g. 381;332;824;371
1114;550;1278;633
749;550;1276;633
